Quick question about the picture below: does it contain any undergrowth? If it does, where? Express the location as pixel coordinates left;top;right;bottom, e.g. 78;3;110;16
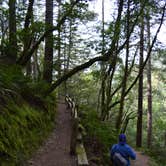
80;105;117;165
146;147;166;166
0;101;56;166
0;65;56;165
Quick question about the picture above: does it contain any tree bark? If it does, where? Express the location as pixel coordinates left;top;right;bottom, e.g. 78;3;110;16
43;0;53;83
57;0;61;80
100;0;106;120
0;0;4;56
23;0;34;76
24;0;34;29
9;0;17;63
136;4;144;147
116;0;130;131
32;47;39;81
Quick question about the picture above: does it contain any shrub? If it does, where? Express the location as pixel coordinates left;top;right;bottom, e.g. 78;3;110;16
80;105;117;165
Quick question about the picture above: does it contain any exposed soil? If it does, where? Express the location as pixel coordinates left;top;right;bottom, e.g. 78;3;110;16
28;101;77;166
131;151;149;166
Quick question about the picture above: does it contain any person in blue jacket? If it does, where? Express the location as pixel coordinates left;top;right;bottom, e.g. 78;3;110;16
110;133;136;166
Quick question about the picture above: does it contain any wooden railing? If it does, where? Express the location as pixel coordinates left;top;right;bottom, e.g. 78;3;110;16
65;95;89;166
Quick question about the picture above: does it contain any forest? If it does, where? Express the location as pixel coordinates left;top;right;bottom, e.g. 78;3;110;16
0;0;166;165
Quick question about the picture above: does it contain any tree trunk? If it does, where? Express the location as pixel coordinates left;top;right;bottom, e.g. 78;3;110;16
164;131;166;147
26;60;32;77
146;12;152;148
63;24;67;94
32;49;39;81
43;0;53;83
136;5;144;147
9;0;17;63
23;0;34;76
100;0;107;121
116;0;130;131
0;0;4;56
57;0;61;80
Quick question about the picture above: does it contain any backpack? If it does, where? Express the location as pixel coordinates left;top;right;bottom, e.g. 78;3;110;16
112;152;128;166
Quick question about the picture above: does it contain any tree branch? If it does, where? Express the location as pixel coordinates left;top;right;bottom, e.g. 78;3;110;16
45;0;125;95
44;0;150;96
124;3;166;97
24;0;34;29
48;54;111;94
17;0;79;66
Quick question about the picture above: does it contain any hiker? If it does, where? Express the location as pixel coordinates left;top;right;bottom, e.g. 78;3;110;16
110;133;136;166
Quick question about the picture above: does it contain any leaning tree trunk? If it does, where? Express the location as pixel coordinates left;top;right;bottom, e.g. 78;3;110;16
43;0;53;83
9;0;17;63
116;0;130;131
136;4;144;148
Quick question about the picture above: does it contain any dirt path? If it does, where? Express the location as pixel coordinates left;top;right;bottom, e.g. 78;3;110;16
28;101;77;166
131;151;149;166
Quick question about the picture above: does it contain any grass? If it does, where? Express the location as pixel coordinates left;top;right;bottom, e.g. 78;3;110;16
0;64;57;165
0;101;56;165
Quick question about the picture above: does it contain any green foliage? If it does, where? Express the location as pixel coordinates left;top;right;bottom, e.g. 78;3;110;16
0;101;56;165
67;72;100;107
26;80;50;97
80;105;117;164
0;65;27;91
0;64;56;165
146;147;166;166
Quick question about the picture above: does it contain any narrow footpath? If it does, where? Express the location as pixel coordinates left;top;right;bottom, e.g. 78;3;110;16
27;101;150;166
28;101;77;166
131;151;149;166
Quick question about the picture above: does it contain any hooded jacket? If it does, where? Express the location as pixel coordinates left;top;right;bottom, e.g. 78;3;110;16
110;134;136;166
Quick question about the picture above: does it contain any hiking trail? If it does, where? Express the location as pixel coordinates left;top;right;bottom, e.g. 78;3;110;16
28;101;77;166
27;100;150;166
131;151;149;166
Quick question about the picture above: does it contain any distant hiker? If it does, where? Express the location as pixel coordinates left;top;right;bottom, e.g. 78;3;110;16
110;134;136;166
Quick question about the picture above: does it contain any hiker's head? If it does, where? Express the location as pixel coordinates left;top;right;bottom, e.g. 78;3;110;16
119;134;126;144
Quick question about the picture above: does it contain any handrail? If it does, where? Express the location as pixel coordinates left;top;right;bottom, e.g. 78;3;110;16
65;95;89;166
